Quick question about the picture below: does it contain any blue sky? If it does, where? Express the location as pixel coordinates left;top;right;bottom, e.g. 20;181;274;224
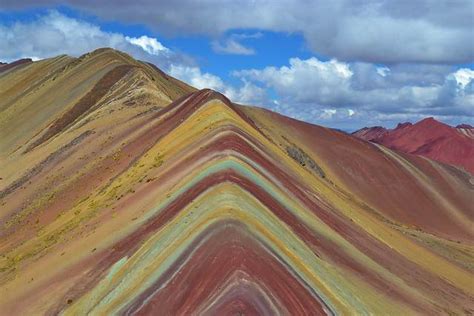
1;1;473;130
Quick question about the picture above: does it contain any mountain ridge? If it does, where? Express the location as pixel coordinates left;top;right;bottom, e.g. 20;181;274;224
353;117;474;174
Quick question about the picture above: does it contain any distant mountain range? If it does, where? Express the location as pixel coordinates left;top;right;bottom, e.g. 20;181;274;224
0;49;473;315
353;118;474;174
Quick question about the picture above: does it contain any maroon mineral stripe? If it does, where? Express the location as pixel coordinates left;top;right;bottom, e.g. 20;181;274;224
1;91;214;243
49;121;470;314
124;220;330;315
198;271;283;315
190;132;472;307
53;124;462;312
139;89;272;148
132;129;469;309
45;91;470;313
26;65;134;152
2;90;209;234
50;168;428;314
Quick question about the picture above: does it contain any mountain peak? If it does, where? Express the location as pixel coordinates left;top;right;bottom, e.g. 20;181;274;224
411;117;452;131
74;47;139;67
353;116;474;173
84;47;127;57
418;116;436;123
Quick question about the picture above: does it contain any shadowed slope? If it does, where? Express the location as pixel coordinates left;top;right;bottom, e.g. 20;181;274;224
0;51;473;315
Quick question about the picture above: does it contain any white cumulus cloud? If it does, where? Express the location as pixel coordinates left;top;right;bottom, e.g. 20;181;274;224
125;35;169;55
3;0;472;64
168;65;266;105
0;10;190;69
234;56;474;129
452;68;474;88
234;57;353;105
168;65;226;91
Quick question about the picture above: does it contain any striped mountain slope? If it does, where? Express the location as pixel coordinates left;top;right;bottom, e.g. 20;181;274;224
0;49;473;315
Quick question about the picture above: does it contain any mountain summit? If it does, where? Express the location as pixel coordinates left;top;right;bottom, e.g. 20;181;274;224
0;49;473;315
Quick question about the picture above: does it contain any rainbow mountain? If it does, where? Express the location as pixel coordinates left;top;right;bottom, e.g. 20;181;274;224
0;48;473;315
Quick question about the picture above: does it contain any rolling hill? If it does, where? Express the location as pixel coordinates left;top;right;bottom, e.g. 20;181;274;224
1;48;473;315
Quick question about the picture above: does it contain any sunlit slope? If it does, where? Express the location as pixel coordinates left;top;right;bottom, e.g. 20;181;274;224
0;86;473;315
0;51;473;315
241;106;473;240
